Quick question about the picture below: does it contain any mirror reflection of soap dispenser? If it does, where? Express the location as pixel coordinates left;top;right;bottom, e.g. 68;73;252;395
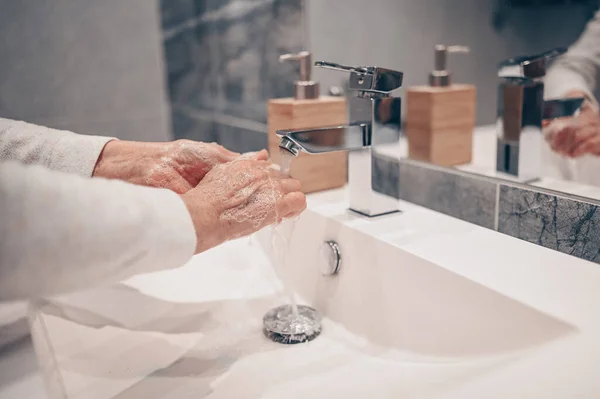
267;51;348;193
406;45;477;166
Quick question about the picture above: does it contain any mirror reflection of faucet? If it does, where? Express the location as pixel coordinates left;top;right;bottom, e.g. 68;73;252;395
496;47;585;182
276;61;404;217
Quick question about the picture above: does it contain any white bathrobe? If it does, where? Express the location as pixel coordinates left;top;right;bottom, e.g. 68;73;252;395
544;10;600;186
0;118;196;301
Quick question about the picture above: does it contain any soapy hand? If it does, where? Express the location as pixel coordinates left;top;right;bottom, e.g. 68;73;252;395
93;140;268;193
181;159;306;254
544;91;600;158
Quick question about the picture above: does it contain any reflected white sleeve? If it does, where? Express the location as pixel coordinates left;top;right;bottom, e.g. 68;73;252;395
545;11;600;106
0;162;196;301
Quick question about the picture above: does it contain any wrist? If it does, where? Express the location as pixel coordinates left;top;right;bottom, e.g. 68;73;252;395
180;192;224;254
92;140;162;180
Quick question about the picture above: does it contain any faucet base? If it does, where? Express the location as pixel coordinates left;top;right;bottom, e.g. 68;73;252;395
348;149;399;216
496;137;541;183
350;208;401;218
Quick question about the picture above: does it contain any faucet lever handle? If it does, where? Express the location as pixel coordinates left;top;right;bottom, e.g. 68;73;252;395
433;45;470;71
446;45;470;54
498;47;567;79
280;51;313;81
314;61;369;75
315;61;403;94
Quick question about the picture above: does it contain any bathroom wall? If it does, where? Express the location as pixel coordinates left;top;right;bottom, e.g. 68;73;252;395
306;0;593;125
160;0;305;153
373;155;600;264
161;0;594;149
0;0;170;141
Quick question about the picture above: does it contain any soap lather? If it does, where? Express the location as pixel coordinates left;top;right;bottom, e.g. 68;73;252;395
406;44;476;166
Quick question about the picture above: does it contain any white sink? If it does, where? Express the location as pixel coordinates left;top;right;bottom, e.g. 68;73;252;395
256;202;572;360
29;188;600;398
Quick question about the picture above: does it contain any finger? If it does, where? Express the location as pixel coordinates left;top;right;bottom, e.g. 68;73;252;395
571;135;600;158
277;192;307;219
151;175;193;194
280;178;302;194
551;125;576;154
215;144;240;161
253;149;269;161
240;149;269;161
568;128;598;157
171;180;194;194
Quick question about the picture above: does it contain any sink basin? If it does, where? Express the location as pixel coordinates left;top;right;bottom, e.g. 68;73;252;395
256;203;572;360
29;188;600;398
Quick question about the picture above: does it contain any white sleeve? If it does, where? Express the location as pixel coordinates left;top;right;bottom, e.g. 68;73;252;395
0;161;197;301
545;10;600;104
0;117;114;177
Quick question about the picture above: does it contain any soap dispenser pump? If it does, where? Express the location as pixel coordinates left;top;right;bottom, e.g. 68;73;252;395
279;51;320;100
406;45;477;166
267;51;348;193
429;45;470;87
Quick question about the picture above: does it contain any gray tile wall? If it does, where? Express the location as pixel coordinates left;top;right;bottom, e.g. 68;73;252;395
0;0;170;141
160;0;305;153
373;153;600;264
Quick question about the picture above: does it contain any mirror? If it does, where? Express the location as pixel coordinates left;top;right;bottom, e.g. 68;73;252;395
306;0;600;200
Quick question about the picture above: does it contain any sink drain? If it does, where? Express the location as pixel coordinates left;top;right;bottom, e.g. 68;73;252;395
263;304;321;344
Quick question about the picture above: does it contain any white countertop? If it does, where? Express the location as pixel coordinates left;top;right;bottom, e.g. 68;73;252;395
29;188;600;398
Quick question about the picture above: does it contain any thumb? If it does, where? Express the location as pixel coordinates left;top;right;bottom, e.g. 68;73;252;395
240;149;269;161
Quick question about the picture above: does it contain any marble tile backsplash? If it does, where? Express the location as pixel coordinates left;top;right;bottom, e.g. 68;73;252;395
373;153;600;264
398;160;497;230
498;185;600;263
160;0;304;152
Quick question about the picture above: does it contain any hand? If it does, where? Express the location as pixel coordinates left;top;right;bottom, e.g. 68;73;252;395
181;159;306;254
544;91;600;158
93;139;268;193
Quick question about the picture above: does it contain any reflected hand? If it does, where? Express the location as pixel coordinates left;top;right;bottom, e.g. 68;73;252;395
93;139;268;193
544;92;600;158
181;159;306;254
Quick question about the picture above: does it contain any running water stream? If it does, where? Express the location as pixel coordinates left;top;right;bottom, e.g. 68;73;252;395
262;149;321;344
272;148;298;316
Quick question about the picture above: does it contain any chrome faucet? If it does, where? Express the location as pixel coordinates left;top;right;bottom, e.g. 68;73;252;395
496;48;584;182
277;61;403;217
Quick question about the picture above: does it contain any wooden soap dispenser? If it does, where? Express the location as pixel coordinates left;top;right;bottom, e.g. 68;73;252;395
267;51;347;193
406;45;476;166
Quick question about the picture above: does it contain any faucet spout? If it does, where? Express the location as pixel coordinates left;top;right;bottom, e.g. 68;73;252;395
276;123;375;155
278;136;301;156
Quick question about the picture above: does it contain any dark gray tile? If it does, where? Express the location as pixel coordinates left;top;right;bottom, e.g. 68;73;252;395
160;0;218;30
396;160;498;229
160;0;194;30
163;31;195;101
215;123;268;153
498;185;600;263
170;108;217;142
165;0;304;123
